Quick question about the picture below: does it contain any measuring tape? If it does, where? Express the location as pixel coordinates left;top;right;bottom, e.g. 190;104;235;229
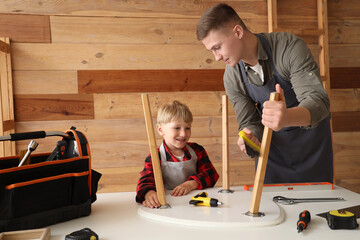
326;210;359;230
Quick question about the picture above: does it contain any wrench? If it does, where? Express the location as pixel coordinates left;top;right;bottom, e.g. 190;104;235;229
18;140;39;167
273;196;345;205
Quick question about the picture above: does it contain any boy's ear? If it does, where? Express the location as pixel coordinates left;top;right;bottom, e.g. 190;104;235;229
156;123;163;136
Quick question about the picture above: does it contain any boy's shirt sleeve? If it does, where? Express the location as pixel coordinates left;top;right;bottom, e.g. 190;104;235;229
186;143;219;189
135;154;157;203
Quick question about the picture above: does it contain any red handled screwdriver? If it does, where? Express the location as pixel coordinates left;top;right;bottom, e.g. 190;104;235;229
297;210;311;233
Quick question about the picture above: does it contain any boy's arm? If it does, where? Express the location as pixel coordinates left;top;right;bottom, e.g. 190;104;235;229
135;155;157;203
186;143;219;189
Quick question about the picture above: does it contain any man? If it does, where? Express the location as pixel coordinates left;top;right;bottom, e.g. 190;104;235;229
197;3;333;184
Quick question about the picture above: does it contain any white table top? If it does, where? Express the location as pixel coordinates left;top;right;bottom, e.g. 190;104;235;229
49;186;360;240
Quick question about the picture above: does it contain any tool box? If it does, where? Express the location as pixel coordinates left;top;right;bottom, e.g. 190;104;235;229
0;127;101;232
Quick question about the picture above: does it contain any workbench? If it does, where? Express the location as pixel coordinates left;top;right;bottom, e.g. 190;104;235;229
49;186;359;240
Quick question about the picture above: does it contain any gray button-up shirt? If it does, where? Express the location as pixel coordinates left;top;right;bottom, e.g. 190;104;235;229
224;32;330;140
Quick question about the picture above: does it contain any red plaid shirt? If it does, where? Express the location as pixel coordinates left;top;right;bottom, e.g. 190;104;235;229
136;141;219;203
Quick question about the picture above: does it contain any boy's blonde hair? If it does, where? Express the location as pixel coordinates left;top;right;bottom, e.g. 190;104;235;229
157;101;193;124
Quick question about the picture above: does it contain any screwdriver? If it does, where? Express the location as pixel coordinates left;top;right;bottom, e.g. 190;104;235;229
189;192;223;207
297;210;311;233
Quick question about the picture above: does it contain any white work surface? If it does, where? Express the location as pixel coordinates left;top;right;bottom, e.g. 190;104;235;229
50;186;360;240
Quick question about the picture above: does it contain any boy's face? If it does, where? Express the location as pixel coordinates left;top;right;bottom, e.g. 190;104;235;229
157;118;191;153
201;25;244;67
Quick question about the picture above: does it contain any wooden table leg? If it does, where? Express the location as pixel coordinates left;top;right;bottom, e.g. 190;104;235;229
141;94;169;208
219;95;233;194
248;92;280;216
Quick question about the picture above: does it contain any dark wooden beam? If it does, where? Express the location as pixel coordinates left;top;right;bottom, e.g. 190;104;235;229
78;69;225;93
332;111;360;132
330;67;360;89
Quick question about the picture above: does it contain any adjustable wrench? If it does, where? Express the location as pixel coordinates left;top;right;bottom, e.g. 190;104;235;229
273;196;345;205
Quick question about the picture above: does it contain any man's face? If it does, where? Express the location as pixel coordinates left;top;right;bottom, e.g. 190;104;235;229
201;26;243;67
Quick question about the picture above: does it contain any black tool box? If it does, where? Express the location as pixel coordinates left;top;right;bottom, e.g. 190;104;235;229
0;126;101;232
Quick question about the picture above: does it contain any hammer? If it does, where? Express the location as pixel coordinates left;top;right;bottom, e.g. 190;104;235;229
18;140;39;167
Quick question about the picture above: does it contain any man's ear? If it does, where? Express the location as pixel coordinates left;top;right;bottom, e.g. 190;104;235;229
156;123;164;136
233;25;244;39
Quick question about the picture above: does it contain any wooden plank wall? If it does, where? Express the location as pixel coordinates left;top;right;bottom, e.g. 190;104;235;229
0;0;359;194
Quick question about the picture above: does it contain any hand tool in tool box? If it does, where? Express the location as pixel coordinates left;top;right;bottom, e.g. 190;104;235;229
297;210;311;233
18;140;39;167
238;130;260;158
273;196;345;205
0;127;102;233
189;192;223;207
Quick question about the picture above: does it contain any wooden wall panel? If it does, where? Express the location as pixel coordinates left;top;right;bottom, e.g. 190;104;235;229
11;43;322;70
0;14;50;43
13;71;77;94
329;44;360;67
78;70;224;93
329;89;360;112
12;43;224;70
328;0;360;19
94;91;235;120
329;20;360;44
0;0;268;18
330;67;360;89
332;132;360;158
51;16;267;44
332;112;360;132
14;94;94;121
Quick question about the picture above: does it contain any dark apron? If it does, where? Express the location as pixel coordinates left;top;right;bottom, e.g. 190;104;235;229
238;34;333;184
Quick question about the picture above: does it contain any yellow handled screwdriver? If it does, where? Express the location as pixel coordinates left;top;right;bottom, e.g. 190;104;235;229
189;192;223;207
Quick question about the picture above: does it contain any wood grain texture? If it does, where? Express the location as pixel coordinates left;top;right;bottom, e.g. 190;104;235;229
11;42;321;70
51;16;268;44
332;132;360;157
78;69;224;93
11;43;224;70
14;94;94;121
329;88;360;112
332;111;360;132
329;44;360;67
0;0;267;18
0;14;50;43
94;91;234;119
13;71;78;94
329;19;360;44
330;67;360;89
328;0;360;19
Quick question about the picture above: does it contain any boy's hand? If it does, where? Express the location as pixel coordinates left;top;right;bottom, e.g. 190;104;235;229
171;180;198;196
143;190;161;208
237;127;260;154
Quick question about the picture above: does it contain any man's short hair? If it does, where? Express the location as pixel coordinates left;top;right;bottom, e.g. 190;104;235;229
197;3;248;40
157;100;193;124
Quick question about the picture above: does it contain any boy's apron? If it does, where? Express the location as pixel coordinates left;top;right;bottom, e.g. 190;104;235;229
238;33;333;184
160;143;198;189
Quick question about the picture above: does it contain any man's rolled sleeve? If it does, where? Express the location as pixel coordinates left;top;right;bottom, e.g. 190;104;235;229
281;35;331;127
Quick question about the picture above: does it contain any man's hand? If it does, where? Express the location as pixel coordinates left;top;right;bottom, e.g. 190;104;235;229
171;180;198;196
237;128;260;154
143;190;161;208
262;84;287;131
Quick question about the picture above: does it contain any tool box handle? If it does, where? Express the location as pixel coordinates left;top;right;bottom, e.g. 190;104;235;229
0;131;70;142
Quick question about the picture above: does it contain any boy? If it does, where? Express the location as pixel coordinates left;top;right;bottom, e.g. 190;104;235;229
136;100;219;208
